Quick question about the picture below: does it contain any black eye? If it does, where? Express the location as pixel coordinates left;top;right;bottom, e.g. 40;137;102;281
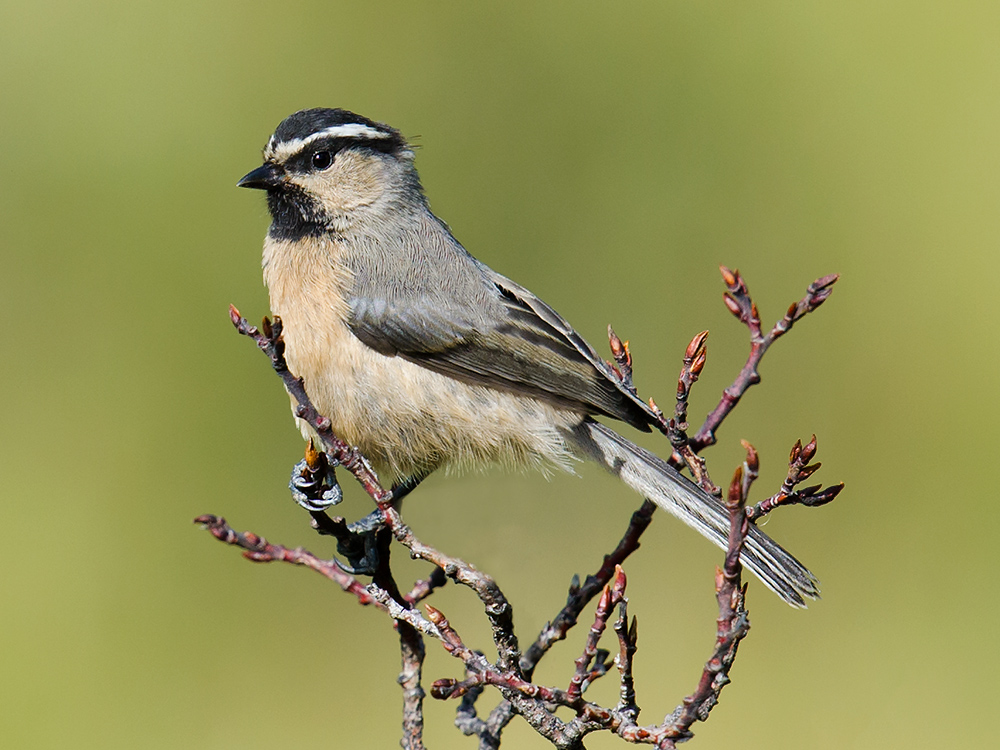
311;151;333;170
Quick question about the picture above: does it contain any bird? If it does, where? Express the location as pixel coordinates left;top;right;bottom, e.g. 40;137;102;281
238;107;819;607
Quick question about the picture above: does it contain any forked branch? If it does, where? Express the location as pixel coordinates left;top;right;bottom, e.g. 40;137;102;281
199;268;842;748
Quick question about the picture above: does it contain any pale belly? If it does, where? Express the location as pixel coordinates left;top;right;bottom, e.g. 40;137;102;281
281;306;582;482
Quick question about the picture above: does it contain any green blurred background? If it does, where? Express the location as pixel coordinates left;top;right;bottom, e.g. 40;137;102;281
1;1;996;747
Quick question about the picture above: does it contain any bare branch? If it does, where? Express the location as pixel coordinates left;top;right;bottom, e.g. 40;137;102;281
194;514;380;605
405;567;449;607
521;499;656;678
566;567;627;702
399;622;427;750
608;326;636;395
206;265;844;747
667;330;717;494
746;435;845;521
613;603;639;722
691;269;838;451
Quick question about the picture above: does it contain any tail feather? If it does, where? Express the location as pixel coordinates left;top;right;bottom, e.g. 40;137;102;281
568;418;819;607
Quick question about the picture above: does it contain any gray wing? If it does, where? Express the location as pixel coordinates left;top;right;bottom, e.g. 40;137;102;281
346;249;657;431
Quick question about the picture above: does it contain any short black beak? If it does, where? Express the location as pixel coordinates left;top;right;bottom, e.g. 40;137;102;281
237;163;284;190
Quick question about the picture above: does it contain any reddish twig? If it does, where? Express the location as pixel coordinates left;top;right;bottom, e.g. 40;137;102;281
442;461;756;750
383;504;522;674
197;486;752;748
196;474;745;747
426;606;592;748
477;500;656;747
428;605;579;708
691;268;838;451
608;326;636;396
404;567;449;607
746;435;845;521
639;449;754;747
521;499;656;679
566;567;627;702
667;331;717;494
194;514;380;605
613;601;639;722
229;307;391;503
557;450;754;749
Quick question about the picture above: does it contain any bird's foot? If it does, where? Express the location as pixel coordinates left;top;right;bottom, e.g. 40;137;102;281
325;509;386;575
289;442;343;511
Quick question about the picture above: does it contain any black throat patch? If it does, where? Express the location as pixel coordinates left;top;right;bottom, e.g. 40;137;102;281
266;185;328;241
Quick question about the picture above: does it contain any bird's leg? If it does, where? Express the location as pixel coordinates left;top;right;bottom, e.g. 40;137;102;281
301;465;431;576
388;471;429;506
329;471;430;574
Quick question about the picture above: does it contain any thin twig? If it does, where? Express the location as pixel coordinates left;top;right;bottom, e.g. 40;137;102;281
521;499;656;679
657;455;752;743
399;622;427;750
613;602;639;723
194;514;379;605
405;567;449;606
691;269;838;451
566;567;627;702
668;331;717;494
746;435;844;521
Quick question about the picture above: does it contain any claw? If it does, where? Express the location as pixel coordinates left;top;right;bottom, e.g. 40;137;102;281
334;509;386;575
289;456;343;511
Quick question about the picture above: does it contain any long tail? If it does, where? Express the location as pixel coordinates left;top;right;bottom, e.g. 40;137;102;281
568;418;819;607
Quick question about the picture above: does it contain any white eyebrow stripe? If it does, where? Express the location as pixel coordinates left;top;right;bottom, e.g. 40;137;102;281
266;124;392;161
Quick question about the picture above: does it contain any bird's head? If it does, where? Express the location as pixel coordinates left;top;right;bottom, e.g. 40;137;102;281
239;108;418;239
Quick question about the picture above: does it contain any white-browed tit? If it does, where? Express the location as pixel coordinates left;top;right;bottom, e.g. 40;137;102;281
238;108;819;607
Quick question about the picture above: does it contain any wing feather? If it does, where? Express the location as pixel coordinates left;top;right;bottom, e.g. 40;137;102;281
347;261;656;431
